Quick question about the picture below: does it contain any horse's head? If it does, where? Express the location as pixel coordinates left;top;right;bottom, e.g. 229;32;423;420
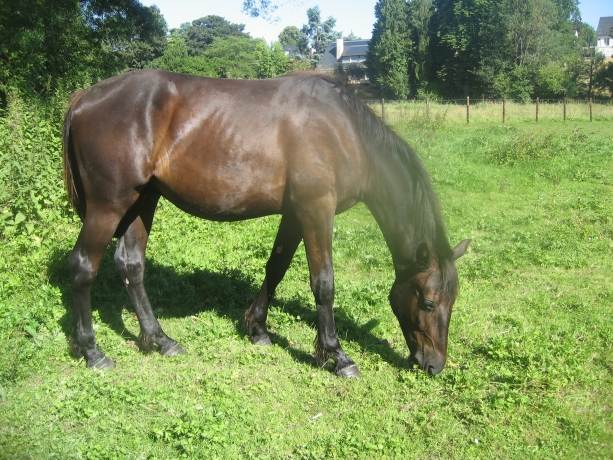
389;239;470;376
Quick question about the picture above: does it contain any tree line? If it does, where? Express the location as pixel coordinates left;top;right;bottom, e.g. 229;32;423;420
0;0;329;104
1;0;612;106
367;0;613;99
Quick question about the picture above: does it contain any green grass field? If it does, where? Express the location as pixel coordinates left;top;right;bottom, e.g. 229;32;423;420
1;100;612;458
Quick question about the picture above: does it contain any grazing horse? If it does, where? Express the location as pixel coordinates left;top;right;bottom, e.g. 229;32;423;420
63;70;470;377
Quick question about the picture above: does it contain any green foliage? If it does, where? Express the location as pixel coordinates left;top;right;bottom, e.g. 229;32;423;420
300;6;341;66
278;25;301;46
204;36;259;79
147;39;217;77
406;0;433;95
242;0;279;22
335;63;367;83
0;92;74;239
286;57;313;73
595;61;613;97
372;0;599;99
184;15;250;56
0;0;168;98
82;1;168;71
254;41;289;78
0;93;612;458
535;63;568;98
367;0;411;99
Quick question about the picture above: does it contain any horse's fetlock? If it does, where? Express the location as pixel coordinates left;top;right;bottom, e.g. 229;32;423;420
139;332;156;352
69;335;84;358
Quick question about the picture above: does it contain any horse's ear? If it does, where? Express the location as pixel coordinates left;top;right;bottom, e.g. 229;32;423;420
416;243;430;269
452;239;472;260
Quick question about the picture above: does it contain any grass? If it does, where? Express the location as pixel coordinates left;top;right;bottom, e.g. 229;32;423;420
0;98;612;458
372;99;613;125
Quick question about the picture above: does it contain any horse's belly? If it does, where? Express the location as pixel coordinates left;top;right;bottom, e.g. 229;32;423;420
152;159;285;221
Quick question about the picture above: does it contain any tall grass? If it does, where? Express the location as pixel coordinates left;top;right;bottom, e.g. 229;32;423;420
0;92;612;458
371;99;613;124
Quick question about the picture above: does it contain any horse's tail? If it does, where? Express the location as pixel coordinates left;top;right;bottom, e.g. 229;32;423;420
62;90;86;221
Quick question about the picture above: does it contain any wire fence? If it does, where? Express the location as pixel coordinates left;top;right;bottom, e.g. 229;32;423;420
366;97;613;124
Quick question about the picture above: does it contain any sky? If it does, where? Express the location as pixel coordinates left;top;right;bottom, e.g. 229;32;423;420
140;0;610;44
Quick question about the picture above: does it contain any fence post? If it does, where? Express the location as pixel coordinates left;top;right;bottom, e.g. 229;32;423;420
536;97;539;123
466;96;470;124
426;98;430;117
503;98;506;124
589;97;592;122
381;98;385;123
563;98;566;122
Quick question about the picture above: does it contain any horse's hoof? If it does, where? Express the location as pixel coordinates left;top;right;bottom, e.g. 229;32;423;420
161;342;186;357
87;356;116;370
336;364;361;379
251;335;272;346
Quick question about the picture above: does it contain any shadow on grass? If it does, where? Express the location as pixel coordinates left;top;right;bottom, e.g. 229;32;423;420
47;244;408;373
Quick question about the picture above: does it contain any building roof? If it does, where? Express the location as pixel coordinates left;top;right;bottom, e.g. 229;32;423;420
596;17;613;36
317;39;370;70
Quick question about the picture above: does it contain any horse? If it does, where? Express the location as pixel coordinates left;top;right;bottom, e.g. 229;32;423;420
63;70;470;377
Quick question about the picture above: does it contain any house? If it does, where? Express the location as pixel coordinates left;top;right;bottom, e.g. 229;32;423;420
281;45;299;58
316;38;369;72
596;16;613;58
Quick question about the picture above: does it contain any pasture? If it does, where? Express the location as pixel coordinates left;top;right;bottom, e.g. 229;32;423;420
0;94;612;458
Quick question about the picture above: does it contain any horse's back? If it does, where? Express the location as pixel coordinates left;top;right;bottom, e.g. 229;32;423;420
69;70;367;220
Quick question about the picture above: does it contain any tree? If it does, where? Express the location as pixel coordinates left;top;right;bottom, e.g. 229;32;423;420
147;39;217;77
429;0;501;98
0;0;167;100
254;41;288;78
204;36;259;79
344;31;361;41
279;26;301;47
242;0;279;22
168;22;192;43
300;6;341;65
185;15;250;56
406;0;433;96
241;0;304;23
595;61;613;97
367;0;410;99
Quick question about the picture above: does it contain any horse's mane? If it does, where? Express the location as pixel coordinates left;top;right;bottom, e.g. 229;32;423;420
288;72;458;295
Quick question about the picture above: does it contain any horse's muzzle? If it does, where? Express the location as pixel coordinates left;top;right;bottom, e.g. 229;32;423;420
408;353;445;376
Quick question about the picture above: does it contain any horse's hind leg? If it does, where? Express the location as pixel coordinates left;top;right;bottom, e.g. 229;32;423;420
244;213;303;345
114;191;185;357
69;205;125;369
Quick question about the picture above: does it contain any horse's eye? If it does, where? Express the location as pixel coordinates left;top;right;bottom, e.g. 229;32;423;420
423;299;435;312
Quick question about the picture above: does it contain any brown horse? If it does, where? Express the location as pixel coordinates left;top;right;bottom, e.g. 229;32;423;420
63;70;470;377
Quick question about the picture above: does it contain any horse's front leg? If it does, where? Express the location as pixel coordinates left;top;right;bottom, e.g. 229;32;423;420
244;213;303;345
299;203;361;379
114;193;185;357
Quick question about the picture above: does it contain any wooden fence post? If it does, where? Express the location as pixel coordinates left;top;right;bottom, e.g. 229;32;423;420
381;98;385;123
589;98;593;122
536;97;539;123
563;98;566;122
466;96;470;124
426;98;430;117
503;98;506;124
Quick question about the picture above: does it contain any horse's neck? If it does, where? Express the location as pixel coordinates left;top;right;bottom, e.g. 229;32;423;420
364;169;421;271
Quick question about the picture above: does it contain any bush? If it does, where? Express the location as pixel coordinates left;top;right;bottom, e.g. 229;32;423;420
0;91;75;239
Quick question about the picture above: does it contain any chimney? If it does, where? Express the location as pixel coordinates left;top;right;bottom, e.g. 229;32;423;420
336;38;344;60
